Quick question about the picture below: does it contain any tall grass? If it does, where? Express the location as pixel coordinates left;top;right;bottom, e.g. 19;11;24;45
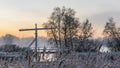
0;52;120;68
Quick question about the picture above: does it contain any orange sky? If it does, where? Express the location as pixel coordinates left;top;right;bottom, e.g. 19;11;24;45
0;24;103;38
0;23;48;38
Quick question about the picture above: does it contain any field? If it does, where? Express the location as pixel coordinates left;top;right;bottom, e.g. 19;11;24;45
0;52;120;68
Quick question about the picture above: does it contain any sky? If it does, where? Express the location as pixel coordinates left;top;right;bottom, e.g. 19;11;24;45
0;0;120;38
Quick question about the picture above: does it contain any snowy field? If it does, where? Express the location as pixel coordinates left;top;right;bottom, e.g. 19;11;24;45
0;52;120;68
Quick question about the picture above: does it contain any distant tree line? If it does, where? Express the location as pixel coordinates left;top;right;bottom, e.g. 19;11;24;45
0;34;32;53
0;44;31;53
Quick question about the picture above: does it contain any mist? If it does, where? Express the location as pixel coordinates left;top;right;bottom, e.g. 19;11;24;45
0;35;53;48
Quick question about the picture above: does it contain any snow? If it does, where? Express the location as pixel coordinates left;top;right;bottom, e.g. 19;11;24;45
100;46;110;52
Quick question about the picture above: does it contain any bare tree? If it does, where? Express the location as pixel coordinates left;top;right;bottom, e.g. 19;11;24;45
77;19;94;52
103;18;120;51
43;7;80;55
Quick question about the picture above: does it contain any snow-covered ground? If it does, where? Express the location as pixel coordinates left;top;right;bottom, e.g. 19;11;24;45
0;52;120;68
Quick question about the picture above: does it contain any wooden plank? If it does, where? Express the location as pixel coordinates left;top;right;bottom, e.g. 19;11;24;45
19;28;56;31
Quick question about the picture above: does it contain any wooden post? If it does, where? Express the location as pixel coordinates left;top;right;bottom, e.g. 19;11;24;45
35;24;38;61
